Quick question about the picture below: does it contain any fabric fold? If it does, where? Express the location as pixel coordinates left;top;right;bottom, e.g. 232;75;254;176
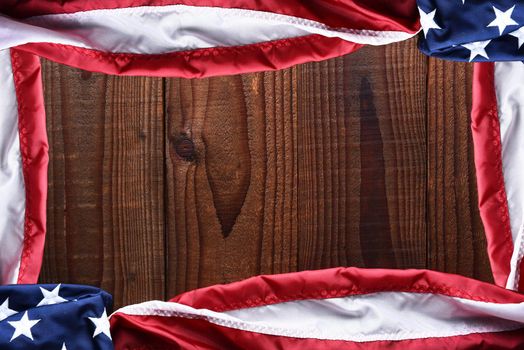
417;0;524;61
0;1;419;78
110;267;524;349
0;284;113;349
472;61;524;292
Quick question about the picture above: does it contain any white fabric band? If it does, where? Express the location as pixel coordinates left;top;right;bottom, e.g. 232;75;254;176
494;61;524;290
0;49;25;285
113;291;524;342
0;5;415;54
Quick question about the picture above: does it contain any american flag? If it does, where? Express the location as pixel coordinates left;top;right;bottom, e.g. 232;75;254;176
2;1;524;349
110;268;524;349
416;1;524;292
418;0;524;61
0;284;113;349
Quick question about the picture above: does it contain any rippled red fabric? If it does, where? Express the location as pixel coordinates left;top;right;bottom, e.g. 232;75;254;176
9;50;48;284
110;267;524;349
15;37;362;79
471;63;524;292
110;316;524;350
0;0;420;34
1;0;419;78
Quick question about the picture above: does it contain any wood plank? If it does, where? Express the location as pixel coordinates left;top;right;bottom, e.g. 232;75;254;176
164;72;299;294
296;41;428;270
296;57;361;270
426;58;493;282
39;61;166;308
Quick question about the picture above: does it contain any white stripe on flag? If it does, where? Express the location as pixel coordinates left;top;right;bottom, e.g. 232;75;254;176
113;292;524;342
0;5;415;54
0;49;26;285
494;61;524;290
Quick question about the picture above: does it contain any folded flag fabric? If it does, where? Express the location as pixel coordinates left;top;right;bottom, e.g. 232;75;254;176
0;0;420;286
0;50;47;286
418;0;524;61
110;267;524;349
0;284;113;349
0;1;420;78
471;61;524;292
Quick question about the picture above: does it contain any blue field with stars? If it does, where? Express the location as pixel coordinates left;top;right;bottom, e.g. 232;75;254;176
418;0;524;61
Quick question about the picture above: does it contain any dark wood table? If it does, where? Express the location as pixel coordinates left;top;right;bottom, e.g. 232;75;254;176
39;37;492;309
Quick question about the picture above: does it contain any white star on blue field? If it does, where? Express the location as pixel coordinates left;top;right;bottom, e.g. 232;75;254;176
418;1;524;61
0;284;113;349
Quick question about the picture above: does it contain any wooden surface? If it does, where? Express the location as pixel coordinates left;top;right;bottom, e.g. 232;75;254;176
39;38;492;309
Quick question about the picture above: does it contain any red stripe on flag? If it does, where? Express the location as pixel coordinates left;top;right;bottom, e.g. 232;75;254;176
471;62;514;289
15;36;363;79
171;267;524;311
111;267;524;349
111;314;524;350
10;49;48;284
0;0;420;34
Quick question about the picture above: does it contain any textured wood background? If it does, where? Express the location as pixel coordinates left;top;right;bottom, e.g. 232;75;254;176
38;38;492;309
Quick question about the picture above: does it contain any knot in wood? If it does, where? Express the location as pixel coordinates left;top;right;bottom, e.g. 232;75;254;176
174;137;195;161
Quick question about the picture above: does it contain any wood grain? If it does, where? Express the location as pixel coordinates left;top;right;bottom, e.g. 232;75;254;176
39;62;166;308
426;58;492;282
165;71;301;295
39;37;493;308
294;40;428;271
164;40;428;295
296;57;363;271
